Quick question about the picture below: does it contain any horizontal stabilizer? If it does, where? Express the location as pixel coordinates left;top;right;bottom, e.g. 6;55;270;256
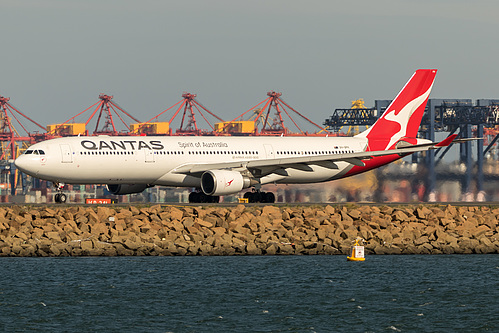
434;134;458;147
452;137;483;144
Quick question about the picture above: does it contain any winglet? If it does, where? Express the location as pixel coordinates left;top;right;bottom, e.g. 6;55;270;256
434;134;458;147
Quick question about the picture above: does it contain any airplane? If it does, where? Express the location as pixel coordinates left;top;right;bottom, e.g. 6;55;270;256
14;69;462;203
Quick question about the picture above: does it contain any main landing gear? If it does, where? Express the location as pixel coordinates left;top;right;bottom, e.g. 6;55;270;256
54;182;67;204
188;191;220;203
187;189;276;204
244;190;275;203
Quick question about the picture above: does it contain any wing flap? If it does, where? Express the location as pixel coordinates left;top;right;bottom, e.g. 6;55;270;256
282;163;314;172
311;161;339;169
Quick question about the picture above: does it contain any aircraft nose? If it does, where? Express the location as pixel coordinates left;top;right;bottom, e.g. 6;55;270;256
14;155;31;173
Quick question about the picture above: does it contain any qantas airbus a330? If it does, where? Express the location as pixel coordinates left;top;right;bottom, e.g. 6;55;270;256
15;69;461;203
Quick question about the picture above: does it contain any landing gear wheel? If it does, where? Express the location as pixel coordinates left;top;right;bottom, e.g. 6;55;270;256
243;192;252;201
264;192;275;203
53;182;67;204
54;193;67;203
189;192;200;203
245;191;257;203
189;192;220;203
245;191;275;203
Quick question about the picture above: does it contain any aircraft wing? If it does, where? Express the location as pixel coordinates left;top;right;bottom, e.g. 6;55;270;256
172;134;459;176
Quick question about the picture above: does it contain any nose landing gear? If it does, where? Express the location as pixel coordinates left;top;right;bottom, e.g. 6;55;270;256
53;182;67;203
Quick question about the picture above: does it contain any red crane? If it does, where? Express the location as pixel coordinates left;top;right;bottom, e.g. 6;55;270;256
0;95;49;160
49;94;140;136
138;92;224;136
221;91;328;136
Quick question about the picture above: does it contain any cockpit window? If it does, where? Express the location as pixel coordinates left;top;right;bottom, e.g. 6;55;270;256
26;149;46;155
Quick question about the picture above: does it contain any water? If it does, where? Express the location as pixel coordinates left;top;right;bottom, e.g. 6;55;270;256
0;255;497;332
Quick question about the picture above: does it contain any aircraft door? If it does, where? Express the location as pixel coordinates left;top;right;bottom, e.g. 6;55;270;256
60;144;73;163
145;149;155;163
264;144;274;159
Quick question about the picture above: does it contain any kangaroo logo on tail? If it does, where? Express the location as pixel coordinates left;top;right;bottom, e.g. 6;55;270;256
356;69;437;151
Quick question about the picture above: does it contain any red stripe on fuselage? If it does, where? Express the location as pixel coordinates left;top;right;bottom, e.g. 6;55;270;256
344;154;400;177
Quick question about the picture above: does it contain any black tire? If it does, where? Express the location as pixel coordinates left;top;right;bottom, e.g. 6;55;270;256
247;192;256;203
189;192;219;204
54;193;60;203
59;193;67;203
189;192;203;203
265;192;275;203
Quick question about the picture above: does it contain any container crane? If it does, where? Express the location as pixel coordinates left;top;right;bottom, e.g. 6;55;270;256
47;94;140;137
216;91;328;136
131;92;224;136
0;95;49;160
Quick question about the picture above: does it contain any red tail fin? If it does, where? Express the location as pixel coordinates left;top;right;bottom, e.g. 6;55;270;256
356;69;437;151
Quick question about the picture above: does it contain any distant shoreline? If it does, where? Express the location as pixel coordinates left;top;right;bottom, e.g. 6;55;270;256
0;204;497;256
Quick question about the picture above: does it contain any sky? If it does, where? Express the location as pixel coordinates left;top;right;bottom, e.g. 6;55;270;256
2;0;499;134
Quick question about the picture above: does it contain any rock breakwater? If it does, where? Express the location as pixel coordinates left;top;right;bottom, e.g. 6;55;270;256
0;204;498;256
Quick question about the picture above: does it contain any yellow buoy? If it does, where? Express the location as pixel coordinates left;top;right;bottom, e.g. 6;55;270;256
347;238;365;261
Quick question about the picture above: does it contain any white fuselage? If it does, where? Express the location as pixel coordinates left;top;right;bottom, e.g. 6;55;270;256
15;135;369;187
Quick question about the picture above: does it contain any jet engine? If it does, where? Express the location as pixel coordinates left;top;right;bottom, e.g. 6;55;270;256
106;184;150;195
201;170;252;196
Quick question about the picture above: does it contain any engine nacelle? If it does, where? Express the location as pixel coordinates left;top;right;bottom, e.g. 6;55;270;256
106;184;150;195
201;170;251;196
